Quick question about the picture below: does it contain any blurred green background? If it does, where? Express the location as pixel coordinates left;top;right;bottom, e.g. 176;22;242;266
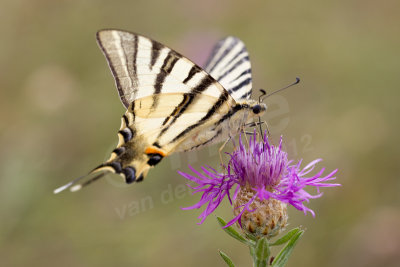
1;0;399;266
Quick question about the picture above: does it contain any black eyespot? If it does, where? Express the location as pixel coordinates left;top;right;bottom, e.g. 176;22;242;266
136;174;144;182
119;128;133;143
147;153;163;166
252;104;262;114
113;147;126;156
108;161;122;173
123;166;136;184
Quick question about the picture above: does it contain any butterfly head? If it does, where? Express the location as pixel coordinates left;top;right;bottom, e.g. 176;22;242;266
247;101;267;117
251;103;267;115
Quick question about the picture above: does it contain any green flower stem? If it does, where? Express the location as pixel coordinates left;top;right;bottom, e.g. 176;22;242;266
217;217;304;267
252;237;269;267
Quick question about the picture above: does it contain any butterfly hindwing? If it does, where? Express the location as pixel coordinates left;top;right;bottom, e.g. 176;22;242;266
102;91;236;183
204;36;253;101
130;92;235;151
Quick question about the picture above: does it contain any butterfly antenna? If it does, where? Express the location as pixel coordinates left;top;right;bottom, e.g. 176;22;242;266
260;77;300;102
258;89;267;103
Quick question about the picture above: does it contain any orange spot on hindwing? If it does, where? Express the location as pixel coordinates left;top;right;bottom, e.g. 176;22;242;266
145;146;167;166
145;146;167;157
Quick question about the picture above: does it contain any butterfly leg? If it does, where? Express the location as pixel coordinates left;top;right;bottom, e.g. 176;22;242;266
244;121;265;127
241;125;250;147
264;121;271;137
245;120;265;134
244;120;270;136
241;124;262;165
218;137;231;167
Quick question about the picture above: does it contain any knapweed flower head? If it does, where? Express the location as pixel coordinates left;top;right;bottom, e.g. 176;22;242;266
179;131;339;237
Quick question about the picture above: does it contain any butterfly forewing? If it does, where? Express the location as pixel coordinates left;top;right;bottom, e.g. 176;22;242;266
96;30;230;107
204;36;253;101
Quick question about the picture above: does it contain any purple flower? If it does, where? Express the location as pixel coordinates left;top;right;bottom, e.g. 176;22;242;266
179;131;340;228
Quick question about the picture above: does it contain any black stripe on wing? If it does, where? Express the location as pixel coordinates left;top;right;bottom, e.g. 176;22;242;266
206;38;237;74
150;41;163;70
158;74;215;138
154;50;180;95
215;55;250;81
151;50;180;109
183;66;199;84
171;89;230;143
183;128;223;151
228;77;252;94
204;36;253;101
96;31;135;108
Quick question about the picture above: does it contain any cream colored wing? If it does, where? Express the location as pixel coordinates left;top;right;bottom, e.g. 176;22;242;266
55;92;240;193
204;36;253;101
96;29;230;108
55;30;258;193
104;92;237;182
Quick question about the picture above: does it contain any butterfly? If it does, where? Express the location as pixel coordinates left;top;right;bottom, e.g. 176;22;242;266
54;29;267;193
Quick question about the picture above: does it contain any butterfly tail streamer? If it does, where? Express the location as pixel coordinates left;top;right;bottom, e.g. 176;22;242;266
53;167;110;194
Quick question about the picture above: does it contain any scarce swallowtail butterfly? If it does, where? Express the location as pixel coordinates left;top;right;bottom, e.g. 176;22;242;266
54;29;267;194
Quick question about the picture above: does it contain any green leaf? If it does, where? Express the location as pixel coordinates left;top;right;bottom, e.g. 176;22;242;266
217;217;253;246
255;237;270;261
270;228;301;246
271;230;304;267
245;232;258;242
219;250;235;267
